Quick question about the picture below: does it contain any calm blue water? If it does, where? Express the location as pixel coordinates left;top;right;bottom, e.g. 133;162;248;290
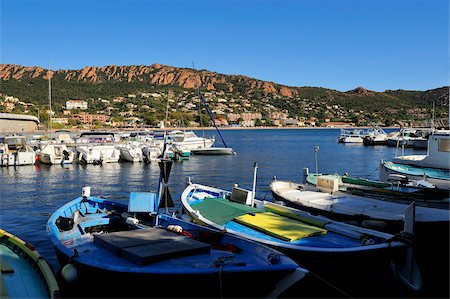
1;128;421;268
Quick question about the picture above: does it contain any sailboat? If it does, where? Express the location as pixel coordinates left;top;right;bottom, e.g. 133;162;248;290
189;66;236;156
38;64;74;165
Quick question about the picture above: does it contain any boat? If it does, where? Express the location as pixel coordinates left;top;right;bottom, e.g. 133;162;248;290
47;161;306;298
391;130;450;170
337;129;365;143
181;174;422;296
0;135;36;166
386;128;430;148
38;143;75;164
142;145;162;163
379;161;450;190
75;132;121;164
270;175;449;232
189;68;236;155
191;147;236;155
363;127;388;145
0;229;59;298
169;130;215;150
303;172;449;209
119;141;145;162
76;144;121;164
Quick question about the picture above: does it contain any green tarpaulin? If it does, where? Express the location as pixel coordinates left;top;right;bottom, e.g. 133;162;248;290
191;197;262;225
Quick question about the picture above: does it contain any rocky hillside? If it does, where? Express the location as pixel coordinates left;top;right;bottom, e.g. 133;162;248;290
0;64;448;125
0;63;298;97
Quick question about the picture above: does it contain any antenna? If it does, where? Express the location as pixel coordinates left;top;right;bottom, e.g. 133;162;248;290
48;61;52;139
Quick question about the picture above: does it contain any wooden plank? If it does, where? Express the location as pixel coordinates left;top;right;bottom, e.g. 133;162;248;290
121;238;211;265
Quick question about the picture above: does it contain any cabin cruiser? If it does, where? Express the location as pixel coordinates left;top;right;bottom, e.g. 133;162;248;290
38;143;74;165
386;128;431;148
338;129;365;143
75;132;121;164
0;135;36;166
363;127;388;145
168;130;215;150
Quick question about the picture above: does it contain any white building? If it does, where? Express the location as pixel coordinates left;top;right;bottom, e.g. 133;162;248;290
66;100;88;110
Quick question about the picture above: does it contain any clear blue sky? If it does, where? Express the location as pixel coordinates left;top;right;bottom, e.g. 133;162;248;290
1;0;448;91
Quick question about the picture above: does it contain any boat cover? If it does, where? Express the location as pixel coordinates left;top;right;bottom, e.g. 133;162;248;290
191;197;262;225
234;212;327;242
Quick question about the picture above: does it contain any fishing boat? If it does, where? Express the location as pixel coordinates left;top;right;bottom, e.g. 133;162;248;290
270;175;449;233
47;161;306;298
303;172;449;209
181;171;422;296
0;135;36;166
0;229;59;298
38;143;75;164
379;161;450;190
391;130;450;170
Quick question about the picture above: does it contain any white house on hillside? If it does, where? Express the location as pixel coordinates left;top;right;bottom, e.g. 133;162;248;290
66;100;88;110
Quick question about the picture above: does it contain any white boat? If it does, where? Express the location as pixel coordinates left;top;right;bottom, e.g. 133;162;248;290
76;144;121;164
363;127;388;145
386;128;429;148
269;177;450;232
338;129;365;143
38;143;74;165
169;130;215;150
0;135;36;166
119;142;144;163
191;147;235;155
142;145;162;163
392;130;450;170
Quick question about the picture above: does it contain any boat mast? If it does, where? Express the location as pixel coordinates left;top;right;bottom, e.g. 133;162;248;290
192;63;206;147
48;61;52;139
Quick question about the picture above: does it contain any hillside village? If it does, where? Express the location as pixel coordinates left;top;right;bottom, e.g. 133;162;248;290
0;87;443;130
0;64;448;130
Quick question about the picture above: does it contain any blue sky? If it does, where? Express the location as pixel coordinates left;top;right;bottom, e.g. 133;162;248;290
1;0;448;91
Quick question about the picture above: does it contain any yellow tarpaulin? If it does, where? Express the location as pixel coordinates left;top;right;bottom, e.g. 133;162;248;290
235;212;327;242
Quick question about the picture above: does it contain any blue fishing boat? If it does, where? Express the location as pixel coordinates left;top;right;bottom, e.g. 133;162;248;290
47;161;306;298
380;161;450;190
180;167;422;297
0;229;59;298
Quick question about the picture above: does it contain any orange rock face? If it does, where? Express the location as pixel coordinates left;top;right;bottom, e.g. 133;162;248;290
0;63;298;97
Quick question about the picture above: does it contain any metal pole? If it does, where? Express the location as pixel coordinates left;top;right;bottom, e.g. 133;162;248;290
252;162;258;206
48;62;52;139
314;145;319;174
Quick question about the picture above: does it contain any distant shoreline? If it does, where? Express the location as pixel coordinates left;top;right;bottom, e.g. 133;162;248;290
34;126;401;133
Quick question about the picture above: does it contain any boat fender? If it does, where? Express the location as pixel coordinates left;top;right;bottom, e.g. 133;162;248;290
61;264;78;284
361;238;376;246
166;225;183;233
126;217;139;226
268;253;281;265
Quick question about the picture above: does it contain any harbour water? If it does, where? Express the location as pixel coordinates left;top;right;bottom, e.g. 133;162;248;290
1;128;448;298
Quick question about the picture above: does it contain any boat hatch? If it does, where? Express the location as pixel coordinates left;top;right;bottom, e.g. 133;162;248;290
94;228;211;265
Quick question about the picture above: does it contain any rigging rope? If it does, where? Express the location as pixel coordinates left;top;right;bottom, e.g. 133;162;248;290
197;89;228;148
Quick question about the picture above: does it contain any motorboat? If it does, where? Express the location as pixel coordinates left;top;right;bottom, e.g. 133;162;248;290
363;127;388;145
76;144;121;164
0;229;59;298
38;143;74;165
392;130;450;170
338;129;365;143
169;130;215;150
119;141;145;162
386;128;430;148
0;135;36;166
